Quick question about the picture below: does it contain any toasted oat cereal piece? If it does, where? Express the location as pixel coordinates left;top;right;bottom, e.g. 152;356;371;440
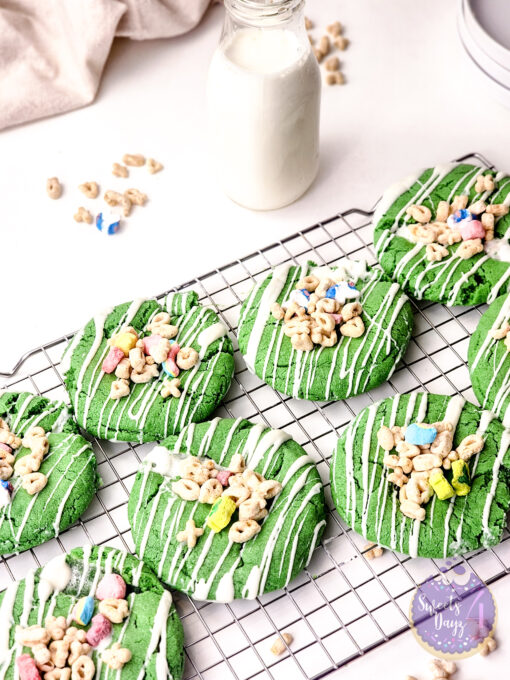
314;47;325;62
426;243;448;262
436;200;450;222
318;35;330;56
270;633;293;656
74;207;93;224
334;36;349;50
46;177;62;200
407;204;432;224
363;543;383;560
451;195;468;212
112;163;128;178
325;56;340;72
479;636;497;656
486;203;509;217
147;158;164;174
78;182;99;199
124;188;147;206
122;154;145;167
327;21;342;37
457;238;483;260
304;16;313;30
326;71;345;85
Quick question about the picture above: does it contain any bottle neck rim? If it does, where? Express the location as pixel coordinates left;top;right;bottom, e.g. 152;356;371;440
223;0;304;26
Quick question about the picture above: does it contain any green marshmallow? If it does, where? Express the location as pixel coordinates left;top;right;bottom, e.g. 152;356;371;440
452;459;471;496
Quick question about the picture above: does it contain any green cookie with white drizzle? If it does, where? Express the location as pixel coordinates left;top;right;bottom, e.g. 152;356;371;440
127;418;326;601
374;162;510;305
62;291;235;442
237;259;413;401
330;392;510;558
0;545;184;680
469;293;510;427
0;391;98;554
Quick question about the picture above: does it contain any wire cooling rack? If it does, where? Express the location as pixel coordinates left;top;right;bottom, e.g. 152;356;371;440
1;152;509;680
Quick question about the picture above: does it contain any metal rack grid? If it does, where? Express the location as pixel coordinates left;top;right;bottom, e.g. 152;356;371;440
1;151;509;680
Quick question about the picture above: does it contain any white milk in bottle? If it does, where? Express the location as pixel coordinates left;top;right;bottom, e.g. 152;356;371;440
207;0;321;211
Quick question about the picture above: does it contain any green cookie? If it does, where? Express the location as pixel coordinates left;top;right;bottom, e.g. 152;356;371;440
0;391;98;554
62;292;235;442
0;546;184;680
374;162;510;305
469;293;510;427
237;260;413;401
330;392;510;558
128;418;326;601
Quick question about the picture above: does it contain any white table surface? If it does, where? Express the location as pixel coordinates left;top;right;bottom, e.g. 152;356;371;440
1;0;509;676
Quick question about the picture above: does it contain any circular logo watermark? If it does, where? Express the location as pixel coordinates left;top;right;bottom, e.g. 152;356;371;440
409;562;497;659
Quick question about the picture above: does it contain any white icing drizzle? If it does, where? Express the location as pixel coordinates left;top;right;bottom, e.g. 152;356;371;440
374;163;510;305
214;557;240;603
240;261;410;400
482;428;510;541
244;263;292;372
245;429;291;472
309;259;368;283
64;295;231;442
2;549;176;680
144;447;185;478
442;394;465;429
471;295;510;426
0;582;19;666
132;419;323;602
198;323;227;359
336;392;510;558
59;327;85;376
37;554;71;604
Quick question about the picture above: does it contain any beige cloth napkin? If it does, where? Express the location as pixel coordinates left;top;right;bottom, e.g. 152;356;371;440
0;0;212;131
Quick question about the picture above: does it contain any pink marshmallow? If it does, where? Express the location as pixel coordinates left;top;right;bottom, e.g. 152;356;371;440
0;443;12;454
96;573;126;600
17;656;41;680
102;346;125;374
142;334;163;355
216;470;233;486
330;313;343;325
460;219;485;241
86;613;112;647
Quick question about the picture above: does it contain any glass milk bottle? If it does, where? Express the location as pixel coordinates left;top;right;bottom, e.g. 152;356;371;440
207;0;321;211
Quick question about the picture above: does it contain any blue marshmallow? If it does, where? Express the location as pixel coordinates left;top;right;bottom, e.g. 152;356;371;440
96;212;121;235
405;423;437;446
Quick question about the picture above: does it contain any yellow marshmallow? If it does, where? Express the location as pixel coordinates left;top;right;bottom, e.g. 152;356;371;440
207;497;236;533
110;332;138;356
429;469;455;500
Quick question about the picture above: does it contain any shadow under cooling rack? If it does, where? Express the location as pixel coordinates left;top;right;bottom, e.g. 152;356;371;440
1;151;509;680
